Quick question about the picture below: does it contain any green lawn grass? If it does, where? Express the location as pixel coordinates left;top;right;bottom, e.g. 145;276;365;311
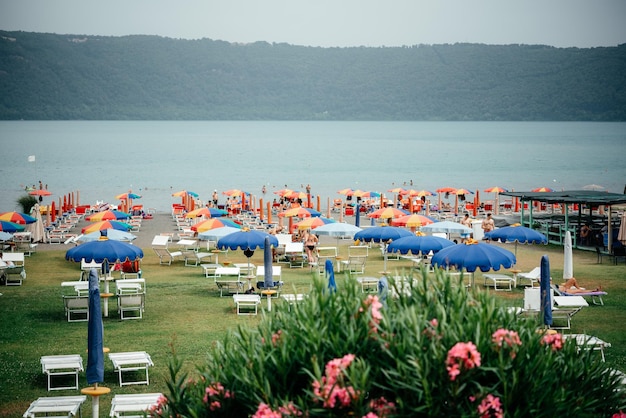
1;242;624;417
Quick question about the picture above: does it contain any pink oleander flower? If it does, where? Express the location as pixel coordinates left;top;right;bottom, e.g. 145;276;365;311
491;328;522;358
369;396;396;417
203;382;233;408
278;402;303;417
612;411;626;418
148;394;167;415
477;394;503;418
313;354;360;409
252;403;282;418
272;330;282;346
541;332;563;351
422;318;440;339
360;295;383;333
362;413;379;418
446;341;482;381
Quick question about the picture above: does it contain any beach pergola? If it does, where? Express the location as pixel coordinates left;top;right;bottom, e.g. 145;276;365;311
500;190;626;249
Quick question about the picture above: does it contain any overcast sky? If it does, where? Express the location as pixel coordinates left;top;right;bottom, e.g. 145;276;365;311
1;0;625;48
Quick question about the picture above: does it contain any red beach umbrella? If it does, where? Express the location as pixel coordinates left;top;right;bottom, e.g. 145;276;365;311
29;189;52;197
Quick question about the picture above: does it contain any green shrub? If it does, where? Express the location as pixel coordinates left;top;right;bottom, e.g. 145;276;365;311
152;270;626;417
16;194;37;213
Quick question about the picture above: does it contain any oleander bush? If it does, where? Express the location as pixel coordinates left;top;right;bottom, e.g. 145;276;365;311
151;270;626;417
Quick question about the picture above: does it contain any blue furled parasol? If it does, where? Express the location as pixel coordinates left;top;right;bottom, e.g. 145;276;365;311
431;241;516;272
263;236;274;289
355;204;361;228
325;259;336;293
86;269;104;384
540;255;553;326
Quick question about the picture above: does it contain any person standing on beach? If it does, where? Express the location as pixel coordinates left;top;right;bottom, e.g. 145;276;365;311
303;229;318;264
212;190;218;207
482;213;495;240
460;213;472;242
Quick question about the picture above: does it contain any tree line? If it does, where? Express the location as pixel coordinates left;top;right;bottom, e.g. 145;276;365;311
1;30;625;120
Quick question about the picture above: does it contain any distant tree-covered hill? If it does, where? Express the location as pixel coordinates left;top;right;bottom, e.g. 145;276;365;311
0;31;625;120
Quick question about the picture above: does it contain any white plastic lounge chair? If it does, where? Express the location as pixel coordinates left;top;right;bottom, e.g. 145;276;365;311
108;351;154;386
62;295;89;322
517;266;541;287
232;294;261;315
151;235;183;265
357;277;379;292
340;255;367;274
23;395;86;417
109;393;163;418
214;267;243;296
40;355;84;391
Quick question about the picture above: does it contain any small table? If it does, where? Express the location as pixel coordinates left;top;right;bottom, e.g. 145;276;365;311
261;290;278;311
101;293;114;317
509;269;522;286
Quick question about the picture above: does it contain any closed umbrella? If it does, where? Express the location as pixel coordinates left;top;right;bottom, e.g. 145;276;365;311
82;269;109;417
618;213;626;245
540;255;553;326
563;231;573;280
431;240;516;272
26;203;46;243
325;259;336;293
263;236;274;289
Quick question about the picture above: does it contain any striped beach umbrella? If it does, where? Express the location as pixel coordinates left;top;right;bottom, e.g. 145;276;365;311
81;220;132;234
0;212;36;224
191;218;241;232
86;210;131;221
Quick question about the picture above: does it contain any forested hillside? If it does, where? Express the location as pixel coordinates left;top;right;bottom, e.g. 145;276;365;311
1;31;625;120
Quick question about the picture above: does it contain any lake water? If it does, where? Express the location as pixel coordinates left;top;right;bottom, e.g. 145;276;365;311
1;121;624;212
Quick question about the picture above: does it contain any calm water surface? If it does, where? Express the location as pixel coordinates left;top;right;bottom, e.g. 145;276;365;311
1;121;624;212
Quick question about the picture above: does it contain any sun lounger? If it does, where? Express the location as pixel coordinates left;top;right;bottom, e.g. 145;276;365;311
109;393;163;417
233;294;261;315
23;395;86;417
483;273;516;291
517;267;541;287
62;295;89;322
552;295;588;330
560;289;607;306
281;294;305;311
357;277;379;292
108;351;154;386
40;355;84;391
151;235;183;265
563;334;611;362
214;267;243;296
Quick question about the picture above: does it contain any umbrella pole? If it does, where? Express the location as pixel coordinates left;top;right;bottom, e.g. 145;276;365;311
81;383;110;418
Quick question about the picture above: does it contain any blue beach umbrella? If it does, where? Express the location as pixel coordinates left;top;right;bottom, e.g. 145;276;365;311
263;236;274;289
325;259;336;293
431;241;516;273
86;269;104;385
387;235;455;255
485;225;547;256
66;239;144;263
0;220;25;233
355;204;360;228
540;255;553;326
353;226;413;243
217;229;279;251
